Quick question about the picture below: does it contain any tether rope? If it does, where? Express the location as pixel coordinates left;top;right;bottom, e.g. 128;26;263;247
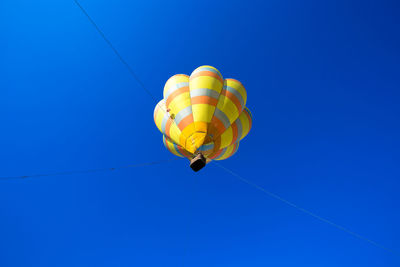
73;0;158;103
73;0;197;150
0;159;178;181
214;161;400;257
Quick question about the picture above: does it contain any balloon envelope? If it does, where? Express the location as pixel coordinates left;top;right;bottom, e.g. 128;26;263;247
154;66;252;165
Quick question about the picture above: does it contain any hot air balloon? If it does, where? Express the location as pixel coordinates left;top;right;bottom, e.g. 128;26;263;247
154;66;252;172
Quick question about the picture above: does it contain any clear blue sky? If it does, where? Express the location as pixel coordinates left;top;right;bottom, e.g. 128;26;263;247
1;0;399;266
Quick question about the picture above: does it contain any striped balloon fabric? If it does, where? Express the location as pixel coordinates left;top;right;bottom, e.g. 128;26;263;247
154;66;252;169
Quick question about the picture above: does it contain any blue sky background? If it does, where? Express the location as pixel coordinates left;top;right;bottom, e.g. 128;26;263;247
1;0;400;266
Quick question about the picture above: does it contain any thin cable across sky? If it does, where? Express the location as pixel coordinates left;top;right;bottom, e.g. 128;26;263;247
214;161;400;257
0;159;178;181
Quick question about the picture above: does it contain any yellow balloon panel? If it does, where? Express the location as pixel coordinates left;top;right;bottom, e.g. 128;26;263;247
153;100;184;147
189;66;224;133
207;79;247;140
217;107;252;150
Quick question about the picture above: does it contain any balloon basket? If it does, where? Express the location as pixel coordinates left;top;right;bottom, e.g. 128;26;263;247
190;152;206;172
